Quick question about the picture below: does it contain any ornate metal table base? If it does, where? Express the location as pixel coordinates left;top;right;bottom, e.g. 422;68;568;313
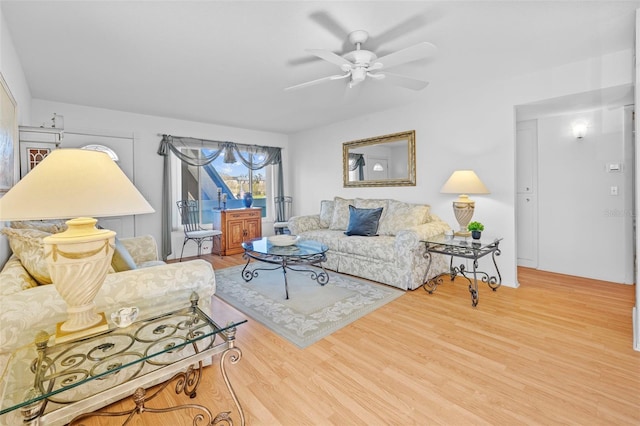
69;342;244;425
423;238;502;307
242;252;329;300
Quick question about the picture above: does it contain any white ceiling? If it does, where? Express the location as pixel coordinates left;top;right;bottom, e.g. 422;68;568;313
2;1;639;134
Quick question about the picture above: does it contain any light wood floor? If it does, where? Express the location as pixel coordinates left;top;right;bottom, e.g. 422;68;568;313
82;254;639;426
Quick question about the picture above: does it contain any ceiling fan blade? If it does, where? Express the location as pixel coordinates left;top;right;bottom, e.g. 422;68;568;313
367;15;428;51
287;55;322;67
375;42;438;69
285;73;349;91
379;72;430;91
306;49;353;70
309;11;350;43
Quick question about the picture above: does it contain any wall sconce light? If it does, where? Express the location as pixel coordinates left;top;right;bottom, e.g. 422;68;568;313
572;121;588;139
373;163;384;172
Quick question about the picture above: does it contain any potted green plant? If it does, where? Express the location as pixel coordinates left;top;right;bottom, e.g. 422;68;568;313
467;221;485;240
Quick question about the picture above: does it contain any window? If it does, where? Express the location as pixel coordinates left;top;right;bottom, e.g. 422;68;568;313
177;148;269;224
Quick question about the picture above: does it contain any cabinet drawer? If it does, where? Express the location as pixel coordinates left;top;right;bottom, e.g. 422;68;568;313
226;210;260;220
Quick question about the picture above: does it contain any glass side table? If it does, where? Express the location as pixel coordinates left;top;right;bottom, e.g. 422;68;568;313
0;291;247;426
422;234;503;307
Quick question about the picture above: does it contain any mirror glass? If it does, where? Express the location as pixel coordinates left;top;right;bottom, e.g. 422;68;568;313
343;130;416;187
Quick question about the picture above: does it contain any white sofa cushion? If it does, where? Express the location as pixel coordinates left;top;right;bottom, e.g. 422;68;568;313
319;199;335;228
0;255;39;296
378;200;431;236
10;220;68;233
329;196;354;230
1;227;52;286
119;234;162;265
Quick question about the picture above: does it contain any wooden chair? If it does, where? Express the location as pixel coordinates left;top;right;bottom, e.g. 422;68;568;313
176;200;222;261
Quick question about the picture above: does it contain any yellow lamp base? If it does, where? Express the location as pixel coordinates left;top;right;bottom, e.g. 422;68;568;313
55;312;109;344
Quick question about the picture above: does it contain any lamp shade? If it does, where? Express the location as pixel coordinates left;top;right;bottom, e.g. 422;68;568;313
440;170;490;195
0;148;154;221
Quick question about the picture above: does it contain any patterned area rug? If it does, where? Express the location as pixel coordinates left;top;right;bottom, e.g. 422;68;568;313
214;264;404;348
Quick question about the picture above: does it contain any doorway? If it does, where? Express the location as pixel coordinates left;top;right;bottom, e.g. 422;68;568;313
515;85;635;284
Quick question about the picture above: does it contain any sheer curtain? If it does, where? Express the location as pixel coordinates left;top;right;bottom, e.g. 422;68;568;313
157;135;283;260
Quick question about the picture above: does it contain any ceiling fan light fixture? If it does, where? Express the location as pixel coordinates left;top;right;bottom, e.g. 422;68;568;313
352;67;366;81
286;26;436;92
348;67;367;88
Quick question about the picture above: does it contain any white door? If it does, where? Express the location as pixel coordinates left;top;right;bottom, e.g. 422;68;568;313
517;193;537;267
516;120;538;268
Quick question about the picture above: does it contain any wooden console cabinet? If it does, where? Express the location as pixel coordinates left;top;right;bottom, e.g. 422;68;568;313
212;208;262;255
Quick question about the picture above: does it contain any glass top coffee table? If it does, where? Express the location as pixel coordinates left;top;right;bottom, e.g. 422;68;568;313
241;237;329;299
0;290;247;426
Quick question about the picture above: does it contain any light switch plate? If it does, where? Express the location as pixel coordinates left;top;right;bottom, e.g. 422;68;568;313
607;163;622;172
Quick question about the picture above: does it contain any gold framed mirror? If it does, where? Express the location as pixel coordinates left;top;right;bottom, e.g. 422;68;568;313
343;130;416;187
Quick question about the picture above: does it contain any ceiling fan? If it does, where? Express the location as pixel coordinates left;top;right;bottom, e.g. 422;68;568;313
285;29;437;91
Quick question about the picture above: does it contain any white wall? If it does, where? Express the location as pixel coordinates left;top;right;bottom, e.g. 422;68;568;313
0;10;30;122
289;48;634;288
537;108;632;283
0;7;32;265
30;99;290;258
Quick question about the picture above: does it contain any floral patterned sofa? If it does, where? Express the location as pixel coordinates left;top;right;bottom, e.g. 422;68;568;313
288;197;452;291
0;221;217;379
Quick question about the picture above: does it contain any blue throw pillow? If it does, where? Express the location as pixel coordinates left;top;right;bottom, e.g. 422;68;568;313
344;205;383;236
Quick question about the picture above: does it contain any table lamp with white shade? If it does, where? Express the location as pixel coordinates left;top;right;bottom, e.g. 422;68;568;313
0;149;154;341
440;170;489;237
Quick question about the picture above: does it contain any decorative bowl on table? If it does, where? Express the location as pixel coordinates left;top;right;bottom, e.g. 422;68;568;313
268;235;300;246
